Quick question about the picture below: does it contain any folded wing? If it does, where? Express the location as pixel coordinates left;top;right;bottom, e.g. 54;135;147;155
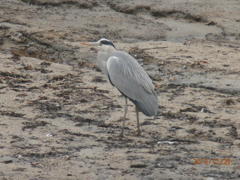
107;51;158;116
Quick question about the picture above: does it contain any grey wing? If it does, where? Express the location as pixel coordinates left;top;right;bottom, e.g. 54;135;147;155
107;52;158;116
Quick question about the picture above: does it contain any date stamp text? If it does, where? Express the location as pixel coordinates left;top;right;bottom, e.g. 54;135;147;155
193;159;231;165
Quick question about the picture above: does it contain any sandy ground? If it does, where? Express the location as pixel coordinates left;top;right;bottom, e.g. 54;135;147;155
0;0;240;179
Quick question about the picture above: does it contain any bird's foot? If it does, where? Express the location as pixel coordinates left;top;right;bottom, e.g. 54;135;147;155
136;130;141;136
118;133;124;138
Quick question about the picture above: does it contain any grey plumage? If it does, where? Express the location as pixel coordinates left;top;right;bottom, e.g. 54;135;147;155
107;51;158;116
81;38;158;136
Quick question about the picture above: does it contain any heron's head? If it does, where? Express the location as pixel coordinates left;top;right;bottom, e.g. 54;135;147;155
97;38;116;48
81;38;116;49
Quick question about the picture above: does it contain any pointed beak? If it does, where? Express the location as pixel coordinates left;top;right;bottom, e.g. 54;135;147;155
81;42;99;46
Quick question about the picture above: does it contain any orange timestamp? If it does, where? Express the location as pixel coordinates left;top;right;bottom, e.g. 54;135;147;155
193;159;231;165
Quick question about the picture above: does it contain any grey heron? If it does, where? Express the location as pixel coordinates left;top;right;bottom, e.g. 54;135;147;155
81;38;158;137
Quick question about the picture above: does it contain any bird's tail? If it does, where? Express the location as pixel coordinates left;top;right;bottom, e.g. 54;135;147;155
129;94;158;117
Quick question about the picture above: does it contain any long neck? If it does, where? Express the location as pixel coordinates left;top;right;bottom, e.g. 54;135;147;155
97;45;117;77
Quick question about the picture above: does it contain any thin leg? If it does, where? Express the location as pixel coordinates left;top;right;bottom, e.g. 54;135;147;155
119;97;128;137
136;107;141;136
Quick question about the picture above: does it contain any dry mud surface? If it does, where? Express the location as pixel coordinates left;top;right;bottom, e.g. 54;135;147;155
0;0;240;180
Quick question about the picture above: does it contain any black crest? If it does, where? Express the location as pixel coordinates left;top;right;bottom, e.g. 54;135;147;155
99;38;115;48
